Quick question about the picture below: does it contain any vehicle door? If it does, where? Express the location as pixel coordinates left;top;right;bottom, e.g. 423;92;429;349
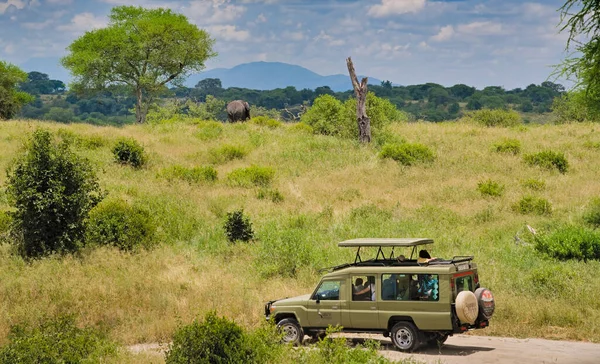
348;275;380;328
307;279;344;328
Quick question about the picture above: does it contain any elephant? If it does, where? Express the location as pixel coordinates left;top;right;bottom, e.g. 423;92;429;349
226;100;250;123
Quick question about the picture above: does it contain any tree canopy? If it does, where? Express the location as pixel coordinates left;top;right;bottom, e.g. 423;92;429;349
61;6;216;123
0;60;34;120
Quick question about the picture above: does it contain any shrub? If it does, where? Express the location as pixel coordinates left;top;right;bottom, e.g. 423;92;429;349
551;90;600;123
512;195;552;215
521;178;546;191
227;165;275;187
300;94;346;137
159;165;217;184
112;137;147;168
379;142;435;166
343;92;407;140
534;225;600;261
250;116;282;128
5;129;103;259
0;315;116;363
194;120;223;140
86;199;156;251
524;150;569;174
257;188;284;203
477;179;505;197
583;198;600;227
224;209;254;243
466;108;521;127
289;122;314;134
493;138;521;155
208;145;248;164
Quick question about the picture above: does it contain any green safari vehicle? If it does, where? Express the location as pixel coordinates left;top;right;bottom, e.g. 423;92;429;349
264;238;495;351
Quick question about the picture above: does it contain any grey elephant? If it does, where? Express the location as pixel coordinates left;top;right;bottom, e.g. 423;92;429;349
226;100;250;123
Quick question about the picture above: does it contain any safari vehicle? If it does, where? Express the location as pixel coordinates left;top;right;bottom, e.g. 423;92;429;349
264;238;495;351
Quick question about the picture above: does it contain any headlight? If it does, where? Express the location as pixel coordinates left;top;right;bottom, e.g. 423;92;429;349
269;306;276;313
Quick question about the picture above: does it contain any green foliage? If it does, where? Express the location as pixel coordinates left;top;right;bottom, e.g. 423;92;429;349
250;106;281;120
289;122;314;134
250;116;282;128
112;137;147;168
551;90;599;122
194;120;223;140
343;91;407;139
187;96;227;121
583;198;600;227
0;60;34;120
521;178;546;191
159;165;217;184
524;150;569;173
512;195;552;215
44;107;76;123
0;315;116;363
61;6;216;123
257;188;284;203
227;166;275;187
5;129;103;259
535;225;600;261
224;209;254;243
209;144;248;164
466;108;522;127
86;198;156;251
493;138;521;155
379;142;435;166
477;179;505;197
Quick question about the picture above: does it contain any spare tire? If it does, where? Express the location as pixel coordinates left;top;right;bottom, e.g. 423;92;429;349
475;287;495;320
455;291;479;324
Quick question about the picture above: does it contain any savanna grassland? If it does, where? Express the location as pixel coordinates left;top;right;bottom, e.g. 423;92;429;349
1;119;599;361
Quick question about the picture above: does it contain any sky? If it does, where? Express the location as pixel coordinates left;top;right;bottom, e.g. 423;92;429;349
0;0;572;89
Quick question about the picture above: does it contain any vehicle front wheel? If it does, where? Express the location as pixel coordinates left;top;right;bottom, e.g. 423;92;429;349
277;318;304;346
391;322;421;352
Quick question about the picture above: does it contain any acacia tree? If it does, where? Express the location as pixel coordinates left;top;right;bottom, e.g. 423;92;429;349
0;60;34;119
61;6;216;123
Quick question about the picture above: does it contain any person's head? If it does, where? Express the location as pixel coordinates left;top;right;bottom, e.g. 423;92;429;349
397;254;406;262
419;249;431;259
355;278;363;286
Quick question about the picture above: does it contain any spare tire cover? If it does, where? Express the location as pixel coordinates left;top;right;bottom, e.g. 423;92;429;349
455;291;479;324
475;287;495;320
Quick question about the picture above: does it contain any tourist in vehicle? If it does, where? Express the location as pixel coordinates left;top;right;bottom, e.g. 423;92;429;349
355;276;376;301
417;249;436;263
353;278;364;294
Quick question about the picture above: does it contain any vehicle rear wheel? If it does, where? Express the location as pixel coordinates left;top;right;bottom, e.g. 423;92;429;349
391;322;420;352
277;318;304;346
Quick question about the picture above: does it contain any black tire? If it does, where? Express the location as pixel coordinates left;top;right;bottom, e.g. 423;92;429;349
391;322;421;352
277;318;304;346
428;334;449;347
309;331;327;342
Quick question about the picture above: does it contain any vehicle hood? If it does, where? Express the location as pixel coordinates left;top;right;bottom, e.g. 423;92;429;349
273;294;311;306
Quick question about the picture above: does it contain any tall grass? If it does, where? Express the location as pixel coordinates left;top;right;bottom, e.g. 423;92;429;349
0;119;600;358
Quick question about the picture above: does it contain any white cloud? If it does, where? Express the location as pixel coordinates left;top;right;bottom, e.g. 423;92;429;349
314;30;345;46
256;13;267;23
22;19;54;30
431;25;454;42
0;0;26;14
4;43;15;55
187;1;246;25
283;31;304;41
367;0;426;18
208;25;250;41
457;21;503;35
57;12;107;33
46;0;73;4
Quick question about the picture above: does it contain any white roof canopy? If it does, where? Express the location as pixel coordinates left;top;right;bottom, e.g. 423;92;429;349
338;238;433;248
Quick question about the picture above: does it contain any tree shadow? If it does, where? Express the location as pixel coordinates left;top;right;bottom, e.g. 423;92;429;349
346;337;495;357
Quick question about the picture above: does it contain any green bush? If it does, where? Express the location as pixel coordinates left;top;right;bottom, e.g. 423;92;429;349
466;108;521;127
86;199;156;251
112;137;147;168
193;120;223;141
493;138;521;155
477;179;505;197
300;94;346;137
379;142;435;166
227;165;275;187
583;198;600;227
224;209;254;243
0;315;117;363
288;122;314;134
257;188;284;203
250;116;282;128
551;90;600;123
343;92;407;140
208;145;248;164
535;225;600;261
159;165;217;184
512;195;552;215
521;178;546;191
5;129;103;259
524;150;569;174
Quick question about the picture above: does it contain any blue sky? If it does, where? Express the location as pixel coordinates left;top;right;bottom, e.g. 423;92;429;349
0;0;570;89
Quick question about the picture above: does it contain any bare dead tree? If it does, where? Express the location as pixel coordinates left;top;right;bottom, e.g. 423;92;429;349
346;57;371;143
283;103;306;121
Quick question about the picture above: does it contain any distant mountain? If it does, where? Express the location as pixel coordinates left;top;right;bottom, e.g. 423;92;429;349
185;61;384;92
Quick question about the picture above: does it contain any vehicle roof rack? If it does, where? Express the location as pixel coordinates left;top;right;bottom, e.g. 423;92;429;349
338;238;433;263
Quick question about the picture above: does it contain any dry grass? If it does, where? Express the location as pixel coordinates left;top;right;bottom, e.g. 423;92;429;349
1;119;600;355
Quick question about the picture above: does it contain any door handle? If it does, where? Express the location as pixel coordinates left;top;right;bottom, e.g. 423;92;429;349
332;306;338;310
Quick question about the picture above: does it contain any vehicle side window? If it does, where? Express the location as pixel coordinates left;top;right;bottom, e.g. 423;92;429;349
313;280;341;301
382;273;439;301
456;275;473;294
352;275;375;301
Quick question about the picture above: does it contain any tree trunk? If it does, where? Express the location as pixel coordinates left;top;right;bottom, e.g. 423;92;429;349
346;57;371;143
135;87;146;124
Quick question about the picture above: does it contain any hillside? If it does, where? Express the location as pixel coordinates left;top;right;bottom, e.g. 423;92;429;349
185;61;384;91
0;120;599;362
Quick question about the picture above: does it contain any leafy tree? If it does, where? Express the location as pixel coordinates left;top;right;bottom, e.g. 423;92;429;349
6;129;103;258
0;60;34;119
19;71;65;95
195;78;223;94
61;6;216;123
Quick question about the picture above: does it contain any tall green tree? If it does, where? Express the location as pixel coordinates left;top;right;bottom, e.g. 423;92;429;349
61;6;216;123
0;60;34;120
